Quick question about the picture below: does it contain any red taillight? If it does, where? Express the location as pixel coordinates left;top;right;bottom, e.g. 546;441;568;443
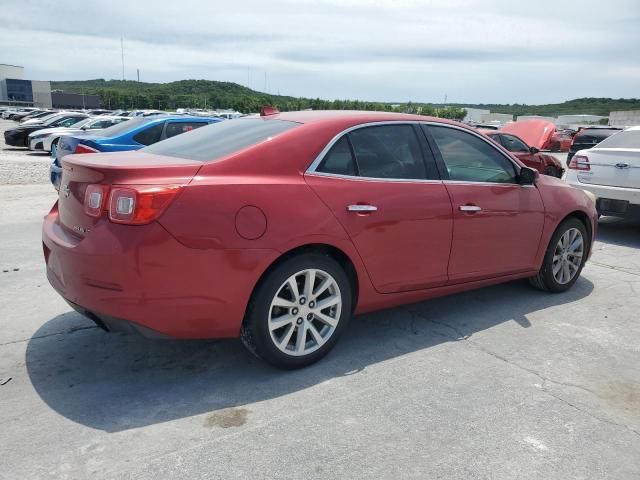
84;184;109;217
74;143;99;154
108;185;183;225
568;155;590;171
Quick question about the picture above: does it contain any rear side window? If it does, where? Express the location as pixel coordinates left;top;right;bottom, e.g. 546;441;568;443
317;136;356;176
133;122;165;146
165;121;208;139
143;118;299;161
429;126;517;183
348;125;427;180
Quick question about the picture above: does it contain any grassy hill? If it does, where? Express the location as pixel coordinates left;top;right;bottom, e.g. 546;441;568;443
51;79;639;118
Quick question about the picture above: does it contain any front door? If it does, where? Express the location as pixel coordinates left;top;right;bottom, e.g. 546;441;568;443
425;125;545;282
305;124;453;293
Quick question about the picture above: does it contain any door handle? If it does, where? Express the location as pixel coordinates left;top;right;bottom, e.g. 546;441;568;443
347;204;378;213
459;205;481;212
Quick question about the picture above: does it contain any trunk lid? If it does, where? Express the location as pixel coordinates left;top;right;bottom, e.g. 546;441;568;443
577;148;640;189
57;151;202;237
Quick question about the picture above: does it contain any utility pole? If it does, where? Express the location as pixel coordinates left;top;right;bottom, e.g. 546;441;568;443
137;69;140;82
247;67;250;89
121;35;125;80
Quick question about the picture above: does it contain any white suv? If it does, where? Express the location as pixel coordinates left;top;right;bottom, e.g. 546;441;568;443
565;126;640;218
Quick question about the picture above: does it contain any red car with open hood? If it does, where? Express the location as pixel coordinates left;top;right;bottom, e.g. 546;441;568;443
43;110;597;368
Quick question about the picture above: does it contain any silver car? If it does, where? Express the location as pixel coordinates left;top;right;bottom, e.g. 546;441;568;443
28;116;130;154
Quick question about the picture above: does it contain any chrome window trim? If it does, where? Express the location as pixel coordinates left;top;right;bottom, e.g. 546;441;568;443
305;171;443;184
306;120;523;185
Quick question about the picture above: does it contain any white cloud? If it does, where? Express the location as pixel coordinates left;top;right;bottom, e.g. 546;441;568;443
1;0;638;103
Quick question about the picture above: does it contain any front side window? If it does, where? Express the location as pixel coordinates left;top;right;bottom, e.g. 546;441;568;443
500;134;530;153
429;126;517;183
165;121;208;139
348;125;427;180
133;122;165;146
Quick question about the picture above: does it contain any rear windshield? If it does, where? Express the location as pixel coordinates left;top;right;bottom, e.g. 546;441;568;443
143;118;300;161
595;130;640;149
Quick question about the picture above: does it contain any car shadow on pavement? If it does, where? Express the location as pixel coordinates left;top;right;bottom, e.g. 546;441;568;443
25;277;594;433
596;217;640;248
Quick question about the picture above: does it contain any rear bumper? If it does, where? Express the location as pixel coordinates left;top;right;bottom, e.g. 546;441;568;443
43;205;278;339
565;173;640;217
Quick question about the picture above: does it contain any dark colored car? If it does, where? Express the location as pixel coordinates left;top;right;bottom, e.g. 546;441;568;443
567;127;623;163
479;130;565;177
43;110;597;369
4;113;89;147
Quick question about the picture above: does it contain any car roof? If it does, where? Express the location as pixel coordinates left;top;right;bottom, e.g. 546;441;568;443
264;110;460;127
144;115;218;122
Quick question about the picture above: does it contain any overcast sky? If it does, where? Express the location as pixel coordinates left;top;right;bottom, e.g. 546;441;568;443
2;0;639;104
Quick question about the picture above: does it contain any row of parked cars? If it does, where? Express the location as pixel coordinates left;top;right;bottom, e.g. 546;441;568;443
2;107;222;188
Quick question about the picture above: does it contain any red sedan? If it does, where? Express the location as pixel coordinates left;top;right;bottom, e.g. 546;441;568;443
43;110;597;368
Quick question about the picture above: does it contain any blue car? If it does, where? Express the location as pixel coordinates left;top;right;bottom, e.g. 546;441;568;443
50;115;221;188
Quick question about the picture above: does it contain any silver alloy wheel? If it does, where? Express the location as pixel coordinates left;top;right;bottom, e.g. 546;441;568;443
268;268;342;356
552;227;584;284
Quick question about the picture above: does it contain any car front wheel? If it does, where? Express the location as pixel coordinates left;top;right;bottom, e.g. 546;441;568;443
529;217;589;293
241;253;352;369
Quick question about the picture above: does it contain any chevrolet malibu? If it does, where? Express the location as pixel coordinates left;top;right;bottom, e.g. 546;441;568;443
43;110;597;368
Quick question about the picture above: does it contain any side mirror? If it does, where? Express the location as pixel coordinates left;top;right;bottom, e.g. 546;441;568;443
519;167;537;186
529;146;539;154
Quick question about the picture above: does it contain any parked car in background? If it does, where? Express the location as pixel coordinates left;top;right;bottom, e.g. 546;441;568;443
3;107;38;120
567;127;622;163
4;112;89;147
548;129;574;152
500;119;563;152
565;126;640;218
14;110;48;122
479;130;565;177
43;111;597;368
28;116;130;153
20;111;66;126
50;115;220;188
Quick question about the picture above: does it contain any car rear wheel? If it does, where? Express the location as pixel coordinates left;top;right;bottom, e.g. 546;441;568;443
529;217;588;293
241;253;352;369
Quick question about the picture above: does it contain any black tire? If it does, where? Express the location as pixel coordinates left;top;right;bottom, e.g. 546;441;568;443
543;165;561;178
241;253;352;369
529;217;589;293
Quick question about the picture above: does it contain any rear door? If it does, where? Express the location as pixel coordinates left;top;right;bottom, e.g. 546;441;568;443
305;123;453;293
424;124;544;282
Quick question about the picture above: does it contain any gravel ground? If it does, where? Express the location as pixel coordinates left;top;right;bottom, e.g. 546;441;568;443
0;119;52;185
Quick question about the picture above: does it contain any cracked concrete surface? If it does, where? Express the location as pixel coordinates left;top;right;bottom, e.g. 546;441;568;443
0;143;639;478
